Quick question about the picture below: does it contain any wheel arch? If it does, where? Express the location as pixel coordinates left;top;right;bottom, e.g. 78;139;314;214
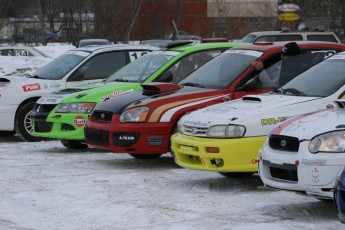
15;97;41;118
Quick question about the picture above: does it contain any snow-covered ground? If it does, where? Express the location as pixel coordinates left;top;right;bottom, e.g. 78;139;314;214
0;44;343;229
0;136;342;230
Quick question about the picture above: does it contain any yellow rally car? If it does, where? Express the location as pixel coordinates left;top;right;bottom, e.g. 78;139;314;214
171;51;345;177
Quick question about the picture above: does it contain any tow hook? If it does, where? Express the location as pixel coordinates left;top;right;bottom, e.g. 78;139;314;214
252;159;259;164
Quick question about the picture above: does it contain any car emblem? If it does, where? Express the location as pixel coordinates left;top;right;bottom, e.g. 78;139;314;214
191;127;196;134
100;113;105;119
280;140;287;147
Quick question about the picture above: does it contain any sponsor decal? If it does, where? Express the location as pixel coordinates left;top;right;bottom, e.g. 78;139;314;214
311;167;320;183
147;135;164;145
261;117;288;126
301;159;327;166
223;95;231;102
183;120;209;127
73;116;86;127
119;136;135;140
49;83;62;88
23;83;41;92
100;89;134;101
278;4;300;12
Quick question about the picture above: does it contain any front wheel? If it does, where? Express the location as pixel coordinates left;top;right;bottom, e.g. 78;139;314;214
128;153;162;159
219;172;254;178
15;101;43;142
60;140;88;149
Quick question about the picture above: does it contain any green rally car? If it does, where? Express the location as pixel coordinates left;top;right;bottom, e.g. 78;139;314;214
31;41;245;149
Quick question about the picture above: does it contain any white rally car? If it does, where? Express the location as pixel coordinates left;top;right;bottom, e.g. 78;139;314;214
0;45;157;141
259;100;345;199
171;51;345;176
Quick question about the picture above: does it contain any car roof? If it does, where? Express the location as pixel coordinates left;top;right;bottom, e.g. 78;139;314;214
232;41;345;53
247;30;337;35
74;44;161;52
164;41;247;52
79;38;110;42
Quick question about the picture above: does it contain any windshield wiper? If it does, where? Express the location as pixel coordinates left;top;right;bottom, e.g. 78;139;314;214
113;78;129;82
281;88;305;96
25;74;40;79
181;82;205;88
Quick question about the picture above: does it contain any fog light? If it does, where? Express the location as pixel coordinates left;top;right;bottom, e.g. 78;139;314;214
206;147;219;153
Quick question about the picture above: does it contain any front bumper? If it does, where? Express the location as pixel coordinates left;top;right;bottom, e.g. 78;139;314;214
0;104;17;130
259;142;345;199
32;110;88;141
171;132;265;172
85;114;172;155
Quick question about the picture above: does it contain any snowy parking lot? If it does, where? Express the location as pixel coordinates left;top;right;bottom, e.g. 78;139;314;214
0;135;343;230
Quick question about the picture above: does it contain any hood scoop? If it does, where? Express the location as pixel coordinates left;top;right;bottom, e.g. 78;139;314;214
141;82;182;95
242;95;262;102
55;88;87;94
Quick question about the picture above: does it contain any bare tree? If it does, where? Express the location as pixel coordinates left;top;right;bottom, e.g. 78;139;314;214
0;0;11;30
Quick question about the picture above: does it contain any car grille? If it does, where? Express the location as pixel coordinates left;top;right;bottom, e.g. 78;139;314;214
264;160;298;182
181;124;208;137
85;127;109;146
91;111;113;123
269;135;300;152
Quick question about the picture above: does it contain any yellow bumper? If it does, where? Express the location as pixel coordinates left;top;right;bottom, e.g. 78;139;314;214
171;133;266;173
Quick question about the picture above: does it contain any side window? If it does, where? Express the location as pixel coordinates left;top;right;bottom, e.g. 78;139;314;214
307;35;338;43
69;51;127;81
0;49;15;56
275;35;303;41
255;36;276;42
254;55;281;89
157;50;222;83
129;50;150;62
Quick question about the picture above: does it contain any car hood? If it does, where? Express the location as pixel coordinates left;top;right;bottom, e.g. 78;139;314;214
94;83;214;113
272;104;345;140
179;93;334;137
37;82;141;105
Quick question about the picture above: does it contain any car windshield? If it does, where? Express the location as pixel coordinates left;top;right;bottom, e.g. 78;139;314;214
275;53;345;97
105;50;180;82
179;49;263;89
32;50;90;80
240;34;256;43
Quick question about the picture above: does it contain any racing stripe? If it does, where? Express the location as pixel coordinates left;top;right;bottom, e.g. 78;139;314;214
158;95;226;122
271;110;325;135
148;96;215;122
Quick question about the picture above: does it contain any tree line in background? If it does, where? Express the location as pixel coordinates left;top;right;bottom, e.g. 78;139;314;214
0;0;345;44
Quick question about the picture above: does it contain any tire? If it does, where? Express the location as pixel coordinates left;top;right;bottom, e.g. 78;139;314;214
219;172;254;178
60;140;88;149
128;153;162;159
15;101;43;142
0;131;16;137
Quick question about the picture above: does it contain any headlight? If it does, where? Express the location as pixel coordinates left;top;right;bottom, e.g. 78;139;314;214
55;102;96;113
308;130;345;153
207;125;246;138
120;106;149;123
